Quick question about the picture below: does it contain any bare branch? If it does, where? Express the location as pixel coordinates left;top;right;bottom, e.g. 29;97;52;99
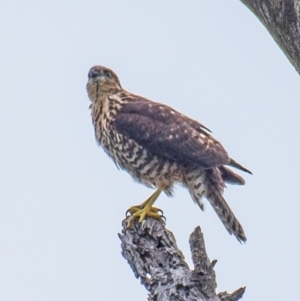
240;0;300;74
119;217;245;301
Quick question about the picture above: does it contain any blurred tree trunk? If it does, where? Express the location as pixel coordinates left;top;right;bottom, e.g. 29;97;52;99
240;0;300;74
119;218;245;301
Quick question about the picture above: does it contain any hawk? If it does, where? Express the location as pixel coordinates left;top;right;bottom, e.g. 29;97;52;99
86;66;251;242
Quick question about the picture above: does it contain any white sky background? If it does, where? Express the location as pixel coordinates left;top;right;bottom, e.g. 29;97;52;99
1;1;300;300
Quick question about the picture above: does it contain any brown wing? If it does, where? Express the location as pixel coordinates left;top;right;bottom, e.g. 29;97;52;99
112;97;230;168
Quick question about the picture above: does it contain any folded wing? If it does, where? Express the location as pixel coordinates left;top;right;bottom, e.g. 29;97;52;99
112;98;231;169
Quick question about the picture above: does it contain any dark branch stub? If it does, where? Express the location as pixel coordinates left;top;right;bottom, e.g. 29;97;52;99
218;287;246;301
119;217;245;301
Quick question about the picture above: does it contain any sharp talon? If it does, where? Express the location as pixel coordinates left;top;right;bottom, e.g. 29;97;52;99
126;216;134;229
157;208;163;215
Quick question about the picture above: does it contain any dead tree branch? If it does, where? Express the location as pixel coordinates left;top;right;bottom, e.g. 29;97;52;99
240;0;300;74
119;217;245;301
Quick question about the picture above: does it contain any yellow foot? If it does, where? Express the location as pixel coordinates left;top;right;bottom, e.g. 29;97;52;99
125;185;166;229
126;205;164;228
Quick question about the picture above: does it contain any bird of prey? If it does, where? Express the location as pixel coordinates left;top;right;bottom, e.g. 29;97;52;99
86;65;251;242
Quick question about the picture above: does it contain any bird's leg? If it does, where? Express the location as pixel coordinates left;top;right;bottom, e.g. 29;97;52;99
126;185;165;228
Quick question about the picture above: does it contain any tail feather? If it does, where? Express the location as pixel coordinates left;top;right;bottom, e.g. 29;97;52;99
184;167;247;242
206;188;247;242
219;166;245;185
228;158;252;175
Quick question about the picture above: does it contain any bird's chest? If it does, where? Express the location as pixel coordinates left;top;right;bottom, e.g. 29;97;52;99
100;124;182;189
102;124;147;173
93;110;156;178
91;100;139;168
92;96;119;148
91;98;181;187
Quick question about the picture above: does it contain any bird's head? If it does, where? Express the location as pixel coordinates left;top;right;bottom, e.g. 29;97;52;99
86;66;122;101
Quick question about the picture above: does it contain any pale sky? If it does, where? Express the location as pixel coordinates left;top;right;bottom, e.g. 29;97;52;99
1;1;300;301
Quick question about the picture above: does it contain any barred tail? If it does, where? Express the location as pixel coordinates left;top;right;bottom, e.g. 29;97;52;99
206;188;247;242
184;167;247;242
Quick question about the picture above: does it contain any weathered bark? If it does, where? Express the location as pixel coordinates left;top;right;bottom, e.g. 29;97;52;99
119;217;245;301
240;0;300;74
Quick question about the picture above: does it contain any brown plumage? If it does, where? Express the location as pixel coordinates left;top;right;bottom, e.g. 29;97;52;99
86;65;252;242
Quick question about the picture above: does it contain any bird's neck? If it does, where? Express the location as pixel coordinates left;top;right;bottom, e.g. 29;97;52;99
91;91;124;125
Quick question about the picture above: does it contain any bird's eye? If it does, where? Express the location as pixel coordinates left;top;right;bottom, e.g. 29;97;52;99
103;70;112;78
